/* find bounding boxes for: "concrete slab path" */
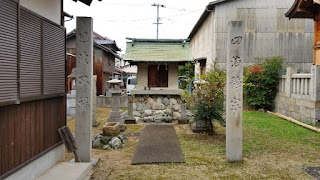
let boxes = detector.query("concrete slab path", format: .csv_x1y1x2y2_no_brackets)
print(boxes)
132,124,185,164
36,162,92,180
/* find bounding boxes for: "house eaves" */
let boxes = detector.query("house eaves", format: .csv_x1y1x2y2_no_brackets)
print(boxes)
93,42,121,59
67,29,121,51
285,0,319,19
188,0,228,39
73,0,93,6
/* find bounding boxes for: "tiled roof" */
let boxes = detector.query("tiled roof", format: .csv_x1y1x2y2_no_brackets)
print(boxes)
67,29,121,51
124,39,193,62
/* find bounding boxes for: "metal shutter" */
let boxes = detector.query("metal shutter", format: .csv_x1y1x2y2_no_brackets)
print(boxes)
43,21,65,95
0,0,18,103
20,9,42,98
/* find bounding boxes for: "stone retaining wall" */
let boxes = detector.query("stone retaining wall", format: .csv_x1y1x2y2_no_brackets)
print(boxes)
67,94,128,116
131,95,182,123
274,92,320,125
96,95,128,108
273,66,320,125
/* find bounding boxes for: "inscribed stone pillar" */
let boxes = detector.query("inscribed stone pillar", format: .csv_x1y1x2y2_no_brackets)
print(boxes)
75,17,93,162
178,103,189,124
125,95,136,124
107,79,123,124
226,21,244,162
311,65,320,102
92,75,99,127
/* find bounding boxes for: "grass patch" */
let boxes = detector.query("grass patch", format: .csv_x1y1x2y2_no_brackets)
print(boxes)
243,111,320,154
126,124,144,133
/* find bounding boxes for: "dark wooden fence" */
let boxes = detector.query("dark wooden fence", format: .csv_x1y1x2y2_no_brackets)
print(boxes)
0,97,66,177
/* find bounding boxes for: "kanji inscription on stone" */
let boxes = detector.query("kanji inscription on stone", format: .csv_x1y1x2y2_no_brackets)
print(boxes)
226,21,244,162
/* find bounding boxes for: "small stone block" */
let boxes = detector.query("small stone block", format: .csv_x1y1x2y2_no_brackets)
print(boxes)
103,122,120,136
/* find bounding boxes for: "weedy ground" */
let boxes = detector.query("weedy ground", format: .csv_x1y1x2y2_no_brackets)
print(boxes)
66,109,320,180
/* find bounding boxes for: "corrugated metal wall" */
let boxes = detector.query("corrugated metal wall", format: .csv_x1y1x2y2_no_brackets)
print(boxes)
0,0,18,103
0,2,66,105
191,0,314,73
43,21,66,95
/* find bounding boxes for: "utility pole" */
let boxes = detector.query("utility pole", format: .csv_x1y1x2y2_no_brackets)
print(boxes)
151,3,165,39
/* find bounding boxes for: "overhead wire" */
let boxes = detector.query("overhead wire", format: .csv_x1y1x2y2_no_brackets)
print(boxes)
101,8,203,23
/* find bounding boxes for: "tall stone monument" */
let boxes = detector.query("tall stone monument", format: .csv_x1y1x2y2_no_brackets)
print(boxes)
75,17,93,162
107,79,123,124
124,95,136,124
92,75,100,127
178,103,189,124
226,21,244,162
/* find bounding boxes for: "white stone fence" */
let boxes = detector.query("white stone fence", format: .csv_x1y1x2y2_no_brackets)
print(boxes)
278,66,320,102
274,65,320,125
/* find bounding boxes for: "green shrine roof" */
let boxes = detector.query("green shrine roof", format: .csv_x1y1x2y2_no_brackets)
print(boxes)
124,38,194,63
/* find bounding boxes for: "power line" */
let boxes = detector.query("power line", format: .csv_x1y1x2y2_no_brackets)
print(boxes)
97,8,202,23
151,3,166,39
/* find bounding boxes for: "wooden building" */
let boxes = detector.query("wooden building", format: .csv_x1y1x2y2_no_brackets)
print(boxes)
0,0,97,179
189,0,314,76
285,0,320,65
66,30,121,95
0,0,67,179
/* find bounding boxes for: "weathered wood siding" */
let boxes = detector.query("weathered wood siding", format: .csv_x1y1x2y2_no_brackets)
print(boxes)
0,1,66,178
191,0,314,74
0,96,66,178
66,43,117,95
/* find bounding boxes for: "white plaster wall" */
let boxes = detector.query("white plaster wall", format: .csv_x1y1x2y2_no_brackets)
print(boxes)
20,0,61,25
136,63,179,90
136,63,148,90
189,13,213,77
5,145,65,180
168,63,179,89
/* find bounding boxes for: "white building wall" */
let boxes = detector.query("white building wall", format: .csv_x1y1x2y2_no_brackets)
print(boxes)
20,0,61,25
190,13,213,77
191,0,314,74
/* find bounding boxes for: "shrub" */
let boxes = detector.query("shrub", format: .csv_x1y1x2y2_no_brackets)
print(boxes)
181,67,226,135
244,56,283,110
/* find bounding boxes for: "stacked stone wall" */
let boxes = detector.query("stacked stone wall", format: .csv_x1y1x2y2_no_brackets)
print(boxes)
131,95,182,123
274,92,320,124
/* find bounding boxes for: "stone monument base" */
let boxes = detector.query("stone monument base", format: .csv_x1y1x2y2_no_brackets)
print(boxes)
178,118,189,124
124,118,136,124
108,111,123,124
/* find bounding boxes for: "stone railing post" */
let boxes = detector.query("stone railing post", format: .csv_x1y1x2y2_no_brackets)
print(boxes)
310,65,320,102
285,67,297,97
